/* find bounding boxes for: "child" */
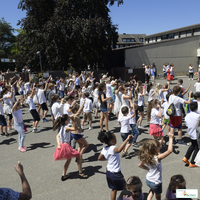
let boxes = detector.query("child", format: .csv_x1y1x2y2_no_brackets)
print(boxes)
53,114,87,181
51,94,64,120
166,174,186,200
98,131,133,200
59,78,65,98
138,133,173,200
146,82,154,102
193,78,200,92
137,86,145,128
92,83,100,119
161,93,171,135
17,78,24,105
81,92,93,130
99,83,112,133
2,87,14,131
12,99,26,152
118,105,135,157
182,101,200,167
118,176,144,200
147,99,164,145
26,84,40,133
129,103,140,147
37,76,51,122
0,97,8,136
70,99,89,162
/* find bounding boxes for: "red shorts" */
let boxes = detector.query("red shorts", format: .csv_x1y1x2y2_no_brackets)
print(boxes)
169,116,182,129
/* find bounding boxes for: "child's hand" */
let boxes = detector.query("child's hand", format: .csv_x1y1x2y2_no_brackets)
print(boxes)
14,161,24,177
57,144,61,149
168,132,174,138
127,135,134,141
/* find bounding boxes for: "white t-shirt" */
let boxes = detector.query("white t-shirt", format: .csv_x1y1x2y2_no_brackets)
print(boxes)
118,115,131,133
194,82,200,92
63,103,72,115
155,89,164,102
26,96,36,110
147,89,154,102
24,82,30,92
150,108,160,124
93,88,99,98
52,102,63,120
169,95,185,116
189,66,194,73
59,125,71,143
3,94,10,105
138,93,144,106
163,91,168,102
37,88,46,104
101,145,121,173
146,156,162,184
129,109,136,124
83,98,93,113
59,83,65,91
196,101,200,114
106,84,112,97
185,111,200,140
12,109,23,124
162,101,170,119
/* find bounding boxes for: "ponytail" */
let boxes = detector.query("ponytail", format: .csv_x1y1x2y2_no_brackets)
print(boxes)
53,114,69,131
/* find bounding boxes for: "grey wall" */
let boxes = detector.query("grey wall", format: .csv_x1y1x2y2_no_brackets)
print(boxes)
125,36,200,74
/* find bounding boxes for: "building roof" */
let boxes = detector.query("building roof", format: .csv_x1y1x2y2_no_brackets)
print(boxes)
117,33,146,44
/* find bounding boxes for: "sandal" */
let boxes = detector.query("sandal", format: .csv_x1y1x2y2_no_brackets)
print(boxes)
78,171,88,179
121,151,128,158
61,174,70,181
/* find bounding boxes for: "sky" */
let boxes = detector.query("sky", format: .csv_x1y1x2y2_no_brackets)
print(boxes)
1,0,200,36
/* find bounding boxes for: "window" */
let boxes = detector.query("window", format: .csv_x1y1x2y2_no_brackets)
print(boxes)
186,30,191,36
174,33,179,39
145,39,148,44
194,28,200,35
161,35,167,40
168,33,174,39
180,31,186,38
122,39,126,42
139,38,143,42
157,36,161,42
130,38,135,42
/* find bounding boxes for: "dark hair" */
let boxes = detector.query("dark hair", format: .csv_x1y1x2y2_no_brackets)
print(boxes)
98,83,106,92
27,91,32,95
147,82,153,93
178,79,183,84
173,86,182,95
126,176,142,188
38,84,43,88
166,93,171,101
66,94,74,101
168,174,185,193
70,103,80,113
51,94,59,102
121,106,129,115
190,101,198,111
53,114,69,131
93,83,99,91
147,99,159,121
85,81,91,88
194,92,200,100
84,92,89,97
1,87,8,95
97,132,114,145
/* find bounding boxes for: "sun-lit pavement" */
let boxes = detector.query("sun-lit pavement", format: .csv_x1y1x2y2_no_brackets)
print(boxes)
0,76,200,200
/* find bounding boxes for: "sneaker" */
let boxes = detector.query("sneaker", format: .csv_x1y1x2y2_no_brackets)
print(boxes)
81,125,84,129
0,133,5,136
173,139,177,144
4,134,10,137
178,140,187,145
18,147,26,152
121,151,128,158
23,146,27,149
44,118,48,122
32,129,40,133
192,79,193,80
132,142,139,147
8,126,11,131
89,126,93,130
182,157,189,165
189,163,198,168
138,126,144,129
42,119,45,123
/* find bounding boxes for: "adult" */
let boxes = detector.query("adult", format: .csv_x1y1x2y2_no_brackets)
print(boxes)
145,65,150,83
198,64,200,77
167,64,174,82
189,63,194,80
150,65,156,84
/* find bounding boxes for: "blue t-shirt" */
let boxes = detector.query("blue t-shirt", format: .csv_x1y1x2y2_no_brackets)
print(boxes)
150,69,155,76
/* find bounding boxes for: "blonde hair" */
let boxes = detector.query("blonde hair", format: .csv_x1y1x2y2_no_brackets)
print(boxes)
155,83,161,96
139,139,160,166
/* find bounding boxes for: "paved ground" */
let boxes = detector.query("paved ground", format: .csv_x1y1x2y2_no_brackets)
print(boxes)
0,76,200,200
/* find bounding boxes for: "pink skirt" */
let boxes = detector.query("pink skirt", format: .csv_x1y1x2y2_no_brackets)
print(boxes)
53,143,80,161
149,124,163,137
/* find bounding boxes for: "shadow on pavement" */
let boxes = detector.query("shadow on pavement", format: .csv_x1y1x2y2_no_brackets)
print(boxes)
26,142,54,151
0,138,17,145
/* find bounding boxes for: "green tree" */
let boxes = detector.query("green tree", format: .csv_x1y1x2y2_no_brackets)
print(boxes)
0,18,16,58
16,0,123,71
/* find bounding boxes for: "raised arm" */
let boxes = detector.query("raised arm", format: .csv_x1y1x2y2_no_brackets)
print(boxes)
12,99,20,112
114,135,133,153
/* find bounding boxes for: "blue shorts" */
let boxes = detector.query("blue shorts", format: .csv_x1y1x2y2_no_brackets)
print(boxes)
120,132,132,144
100,107,108,113
112,95,115,102
59,90,64,98
106,170,126,190
146,179,162,194
19,91,23,95
0,115,7,126
71,133,83,140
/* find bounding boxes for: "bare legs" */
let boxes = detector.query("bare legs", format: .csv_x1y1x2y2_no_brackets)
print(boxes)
100,112,109,132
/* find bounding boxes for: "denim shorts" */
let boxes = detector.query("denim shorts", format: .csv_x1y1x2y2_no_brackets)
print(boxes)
100,107,108,113
19,91,23,95
146,179,162,194
120,132,132,144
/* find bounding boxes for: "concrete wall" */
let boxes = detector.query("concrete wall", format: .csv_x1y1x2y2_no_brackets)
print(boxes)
125,35,200,75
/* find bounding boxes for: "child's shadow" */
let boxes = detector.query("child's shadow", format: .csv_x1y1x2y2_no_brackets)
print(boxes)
68,165,106,179
26,142,54,151
125,149,140,159
0,138,17,145
85,143,103,154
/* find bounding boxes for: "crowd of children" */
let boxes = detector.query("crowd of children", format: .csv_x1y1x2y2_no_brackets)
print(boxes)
0,71,200,200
